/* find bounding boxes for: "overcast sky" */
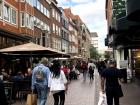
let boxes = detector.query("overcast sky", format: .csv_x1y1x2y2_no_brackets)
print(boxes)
58,0,107,50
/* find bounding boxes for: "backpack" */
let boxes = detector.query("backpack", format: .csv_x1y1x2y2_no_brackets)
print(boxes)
35,67,45,82
89,66,94,73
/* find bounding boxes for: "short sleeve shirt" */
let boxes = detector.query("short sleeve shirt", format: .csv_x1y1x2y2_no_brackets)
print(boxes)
101,67,122,89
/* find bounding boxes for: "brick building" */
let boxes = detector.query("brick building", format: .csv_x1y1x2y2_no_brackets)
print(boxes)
0,0,34,49
0,0,91,59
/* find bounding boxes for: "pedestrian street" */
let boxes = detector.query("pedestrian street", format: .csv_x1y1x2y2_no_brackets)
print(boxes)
13,69,100,105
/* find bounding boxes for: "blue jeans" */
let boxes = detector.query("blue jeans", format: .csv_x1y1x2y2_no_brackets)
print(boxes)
35,84,48,105
83,70,87,80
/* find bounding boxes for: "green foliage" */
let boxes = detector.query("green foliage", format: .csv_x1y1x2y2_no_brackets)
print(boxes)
90,46,99,59
104,51,113,59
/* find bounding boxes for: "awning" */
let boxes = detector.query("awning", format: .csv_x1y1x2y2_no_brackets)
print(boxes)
0,42,70,58
127,0,140,21
116,16,139,32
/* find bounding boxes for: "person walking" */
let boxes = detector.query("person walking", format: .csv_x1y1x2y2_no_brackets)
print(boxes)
98,60,106,76
32,57,50,105
48,60,68,105
101,60,123,105
81,61,88,81
88,60,96,81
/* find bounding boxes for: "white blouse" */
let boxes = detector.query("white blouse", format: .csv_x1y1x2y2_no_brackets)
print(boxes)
48,70,67,92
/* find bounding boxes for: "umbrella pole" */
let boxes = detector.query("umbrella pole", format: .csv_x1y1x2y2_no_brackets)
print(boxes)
30,52,33,69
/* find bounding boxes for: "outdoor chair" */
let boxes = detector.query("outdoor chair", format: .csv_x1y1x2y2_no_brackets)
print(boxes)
17,80,31,101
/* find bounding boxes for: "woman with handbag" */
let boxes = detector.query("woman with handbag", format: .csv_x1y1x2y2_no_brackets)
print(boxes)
101,60,123,105
48,60,68,105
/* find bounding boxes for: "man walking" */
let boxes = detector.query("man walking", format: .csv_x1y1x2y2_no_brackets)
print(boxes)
32,57,50,105
101,60,123,105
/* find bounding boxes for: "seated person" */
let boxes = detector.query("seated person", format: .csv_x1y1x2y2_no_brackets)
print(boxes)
11,71,24,81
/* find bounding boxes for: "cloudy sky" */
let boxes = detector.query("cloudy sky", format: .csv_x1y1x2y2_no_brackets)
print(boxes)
58,0,107,49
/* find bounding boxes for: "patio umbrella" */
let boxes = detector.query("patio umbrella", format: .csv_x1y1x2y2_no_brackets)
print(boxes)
0,42,70,58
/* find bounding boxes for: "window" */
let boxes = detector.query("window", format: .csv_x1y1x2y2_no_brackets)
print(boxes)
21,12,25,27
37,0,40,10
55,12,57,20
58,14,60,22
40,4,43,13
4,4,10,21
58,27,61,36
42,33,46,47
33,0,37,7
56,25,58,35
26,13,29,28
11,8,17,24
44,7,47,15
34,17,37,26
53,23,55,33
26,0,34,6
29,15,34,29
46,8,50,18
52,8,55,17
0,1,2,19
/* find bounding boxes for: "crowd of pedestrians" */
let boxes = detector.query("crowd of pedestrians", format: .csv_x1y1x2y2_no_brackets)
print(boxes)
0,57,124,105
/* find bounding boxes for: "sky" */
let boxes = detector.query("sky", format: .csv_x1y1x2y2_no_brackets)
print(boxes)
58,0,108,50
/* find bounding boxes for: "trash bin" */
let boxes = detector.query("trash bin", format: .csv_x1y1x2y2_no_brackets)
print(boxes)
120,68,127,83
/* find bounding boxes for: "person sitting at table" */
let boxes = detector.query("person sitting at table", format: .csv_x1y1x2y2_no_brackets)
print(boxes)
24,68,32,80
0,79,8,105
11,71,24,81
1,69,9,80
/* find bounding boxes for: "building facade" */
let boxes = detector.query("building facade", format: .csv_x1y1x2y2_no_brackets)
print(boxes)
0,0,92,60
0,0,34,49
50,0,62,51
60,7,69,53
105,0,140,78
64,8,78,57
91,32,98,50
33,0,51,47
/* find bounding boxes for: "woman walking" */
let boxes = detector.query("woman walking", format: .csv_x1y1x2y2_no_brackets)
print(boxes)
48,60,68,105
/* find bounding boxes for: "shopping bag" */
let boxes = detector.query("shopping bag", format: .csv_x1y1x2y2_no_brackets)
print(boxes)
26,93,37,105
117,85,124,97
98,92,107,105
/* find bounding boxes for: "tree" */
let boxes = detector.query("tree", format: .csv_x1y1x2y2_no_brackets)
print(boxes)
90,46,99,59
104,51,113,59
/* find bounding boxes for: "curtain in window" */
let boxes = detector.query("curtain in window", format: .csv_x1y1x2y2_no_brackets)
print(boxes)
4,5,10,21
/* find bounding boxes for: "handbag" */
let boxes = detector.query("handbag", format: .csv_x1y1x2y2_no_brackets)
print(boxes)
98,92,107,105
117,85,124,97
26,93,37,105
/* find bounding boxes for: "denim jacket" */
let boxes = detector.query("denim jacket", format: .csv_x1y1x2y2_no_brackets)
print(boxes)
32,64,50,90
